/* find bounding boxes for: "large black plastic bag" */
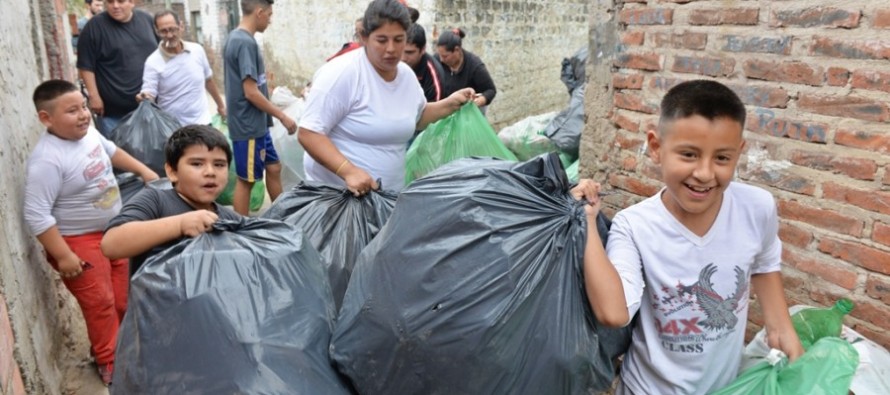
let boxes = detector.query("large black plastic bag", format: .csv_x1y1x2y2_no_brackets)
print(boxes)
261,182,398,310
113,218,352,395
108,101,181,176
331,153,630,395
560,46,589,94
544,83,586,159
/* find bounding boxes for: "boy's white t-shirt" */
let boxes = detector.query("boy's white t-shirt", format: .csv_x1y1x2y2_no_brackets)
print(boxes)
299,49,426,192
607,182,782,394
24,127,120,236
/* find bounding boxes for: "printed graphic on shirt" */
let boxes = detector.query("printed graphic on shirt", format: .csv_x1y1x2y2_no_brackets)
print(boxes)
651,263,748,354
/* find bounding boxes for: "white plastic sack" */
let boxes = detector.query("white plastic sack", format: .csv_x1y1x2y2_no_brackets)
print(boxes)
743,305,890,395
498,112,558,161
269,87,306,190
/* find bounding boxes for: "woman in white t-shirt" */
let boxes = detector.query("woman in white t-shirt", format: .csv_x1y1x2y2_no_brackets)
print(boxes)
298,0,474,195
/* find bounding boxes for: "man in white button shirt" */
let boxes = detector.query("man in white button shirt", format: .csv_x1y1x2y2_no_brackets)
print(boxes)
138,10,225,125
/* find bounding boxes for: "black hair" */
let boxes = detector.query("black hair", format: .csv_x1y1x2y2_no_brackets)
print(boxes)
361,0,411,38
241,0,273,15
407,6,419,23
658,80,746,134
436,27,465,51
165,125,232,170
154,9,180,26
32,79,79,112
406,23,426,48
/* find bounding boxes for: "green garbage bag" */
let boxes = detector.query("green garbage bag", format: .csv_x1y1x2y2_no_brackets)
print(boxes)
710,337,858,395
405,103,517,184
565,160,579,183
211,115,266,212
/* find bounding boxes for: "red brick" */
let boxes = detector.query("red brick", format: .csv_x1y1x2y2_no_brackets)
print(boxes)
852,324,890,351
826,67,850,86
835,129,890,155
866,274,890,304
652,31,707,50
689,8,759,25
614,92,658,114
614,132,645,150
782,248,859,290
611,112,640,132
851,69,890,93
607,173,661,198
818,236,890,275
622,156,638,171
810,36,890,60
885,167,890,185
823,182,890,216
798,94,890,123
614,52,663,71
671,55,734,77
770,8,860,28
779,222,814,248
620,9,673,25
849,299,890,329
778,199,865,237
648,76,684,92
746,170,816,196
723,35,793,55
874,9,890,29
876,222,890,247
747,110,828,143
790,150,877,181
620,31,645,46
726,84,789,108
743,59,823,86
613,73,644,90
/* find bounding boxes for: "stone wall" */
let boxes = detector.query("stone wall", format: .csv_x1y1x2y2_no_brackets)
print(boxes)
585,0,890,347
0,0,76,393
261,0,589,129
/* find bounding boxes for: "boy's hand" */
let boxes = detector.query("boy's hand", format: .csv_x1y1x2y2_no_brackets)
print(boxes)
570,179,602,217
58,253,84,279
767,327,805,362
179,210,219,237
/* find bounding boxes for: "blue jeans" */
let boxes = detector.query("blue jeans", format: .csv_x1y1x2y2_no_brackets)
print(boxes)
96,115,122,138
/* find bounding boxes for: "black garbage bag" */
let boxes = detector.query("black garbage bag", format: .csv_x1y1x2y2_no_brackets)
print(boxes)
331,153,631,395
115,173,173,204
113,218,353,395
544,83,586,159
560,46,589,94
261,182,398,310
108,101,181,176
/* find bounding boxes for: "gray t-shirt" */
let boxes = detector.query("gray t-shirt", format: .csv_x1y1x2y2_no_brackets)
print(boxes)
223,28,272,141
105,188,240,277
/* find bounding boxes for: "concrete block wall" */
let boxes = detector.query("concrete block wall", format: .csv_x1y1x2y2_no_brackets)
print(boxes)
584,0,890,347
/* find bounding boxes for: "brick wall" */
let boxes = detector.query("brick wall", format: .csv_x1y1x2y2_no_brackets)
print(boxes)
584,0,890,348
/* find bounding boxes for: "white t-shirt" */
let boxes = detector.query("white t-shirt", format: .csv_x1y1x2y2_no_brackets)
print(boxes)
142,41,212,125
24,128,120,236
607,182,782,394
299,49,426,192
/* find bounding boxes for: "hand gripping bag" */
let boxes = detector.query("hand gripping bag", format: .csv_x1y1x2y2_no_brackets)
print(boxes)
112,218,353,395
405,103,517,184
261,182,397,310
332,153,631,395
108,101,181,176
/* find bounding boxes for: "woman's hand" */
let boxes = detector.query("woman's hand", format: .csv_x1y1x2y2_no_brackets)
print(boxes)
341,163,379,197
570,179,602,218
449,87,476,109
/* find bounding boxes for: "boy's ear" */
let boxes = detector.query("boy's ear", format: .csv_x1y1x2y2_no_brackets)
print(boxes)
37,110,53,128
646,129,661,164
164,163,176,183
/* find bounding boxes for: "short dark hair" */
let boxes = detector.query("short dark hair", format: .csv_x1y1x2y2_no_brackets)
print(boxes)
436,28,465,51
32,80,79,112
154,9,180,26
361,0,411,38
241,0,273,15
407,6,419,23
658,80,746,134
165,125,232,170
406,23,426,48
